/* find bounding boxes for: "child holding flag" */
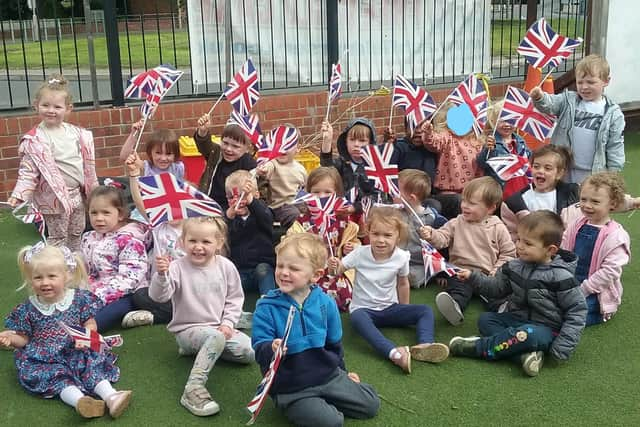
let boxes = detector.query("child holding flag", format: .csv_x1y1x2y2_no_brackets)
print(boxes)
252,233,380,426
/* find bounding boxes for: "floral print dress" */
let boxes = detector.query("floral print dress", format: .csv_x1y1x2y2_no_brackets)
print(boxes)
4,289,120,397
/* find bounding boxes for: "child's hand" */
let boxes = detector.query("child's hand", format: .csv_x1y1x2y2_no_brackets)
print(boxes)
156,255,170,274
125,152,143,176
383,127,396,143
456,269,472,281
321,120,334,147
347,372,361,383
226,206,237,219
241,179,256,201
632,197,640,210
327,257,340,271
485,135,496,150
217,325,234,340
255,164,268,177
6,197,21,208
418,225,432,240
131,119,144,134
0,331,16,349
197,113,211,137
602,312,614,322
420,120,433,135
530,87,544,101
342,242,354,256
271,338,287,354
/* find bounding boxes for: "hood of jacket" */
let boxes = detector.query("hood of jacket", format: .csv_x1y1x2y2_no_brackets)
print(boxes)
336,118,378,163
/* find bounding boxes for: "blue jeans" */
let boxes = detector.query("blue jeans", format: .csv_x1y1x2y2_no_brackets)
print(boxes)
95,294,135,333
476,312,555,360
585,294,603,326
239,263,276,296
350,304,435,358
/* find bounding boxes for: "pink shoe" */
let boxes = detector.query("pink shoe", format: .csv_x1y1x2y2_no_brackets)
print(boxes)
106,390,132,418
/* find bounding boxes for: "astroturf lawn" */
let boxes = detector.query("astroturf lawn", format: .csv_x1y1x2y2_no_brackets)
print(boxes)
2,136,640,426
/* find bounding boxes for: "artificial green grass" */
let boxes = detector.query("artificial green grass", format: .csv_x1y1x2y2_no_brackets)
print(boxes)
2,138,640,426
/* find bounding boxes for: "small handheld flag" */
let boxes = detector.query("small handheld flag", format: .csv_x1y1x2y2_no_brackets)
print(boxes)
517,17,583,70
59,322,123,353
229,110,264,147
421,239,458,285
246,306,296,425
499,86,555,141
447,73,489,136
225,59,260,116
256,126,299,165
360,143,400,197
486,155,530,182
392,74,437,132
12,201,46,242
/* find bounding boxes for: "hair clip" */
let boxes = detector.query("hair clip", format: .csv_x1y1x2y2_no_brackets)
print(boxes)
24,242,77,272
103,178,124,189
48,78,61,85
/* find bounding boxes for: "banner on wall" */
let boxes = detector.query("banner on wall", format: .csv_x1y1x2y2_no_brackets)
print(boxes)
187,0,491,92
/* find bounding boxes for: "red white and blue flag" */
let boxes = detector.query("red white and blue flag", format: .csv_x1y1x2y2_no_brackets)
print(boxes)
139,78,164,119
392,74,437,132
360,143,400,197
12,201,46,242
59,322,123,353
256,126,299,165
228,110,264,147
517,17,583,69
421,239,457,284
124,64,183,99
138,172,223,227
500,86,556,141
293,191,349,235
447,73,489,135
225,59,260,116
328,63,342,102
246,305,296,425
486,155,531,182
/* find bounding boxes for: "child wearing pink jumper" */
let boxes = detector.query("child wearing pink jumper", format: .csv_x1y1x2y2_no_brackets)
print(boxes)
149,216,254,417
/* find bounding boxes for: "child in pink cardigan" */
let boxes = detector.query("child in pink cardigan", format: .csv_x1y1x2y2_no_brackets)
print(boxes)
561,172,631,326
421,102,483,218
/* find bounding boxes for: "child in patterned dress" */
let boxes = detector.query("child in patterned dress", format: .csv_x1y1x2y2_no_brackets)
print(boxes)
0,243,131,418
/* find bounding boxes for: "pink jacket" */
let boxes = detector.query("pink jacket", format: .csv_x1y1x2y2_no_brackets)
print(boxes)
423,130,483,193
428,215,516,274
11,124,98,214
562,214,630,314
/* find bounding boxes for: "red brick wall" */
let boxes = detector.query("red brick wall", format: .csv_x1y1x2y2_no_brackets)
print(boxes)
0,81,518,201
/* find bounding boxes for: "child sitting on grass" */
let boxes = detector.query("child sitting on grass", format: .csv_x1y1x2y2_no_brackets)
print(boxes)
419,177,516,325
0,244,131,418
561,172,631,326
149,217,254,417
329,207,449,374
451,211,587,377
252,233,380,426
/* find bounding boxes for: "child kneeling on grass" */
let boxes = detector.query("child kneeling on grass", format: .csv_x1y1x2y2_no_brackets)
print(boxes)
450,211,587,377
252,233,380,427
149,217,255,417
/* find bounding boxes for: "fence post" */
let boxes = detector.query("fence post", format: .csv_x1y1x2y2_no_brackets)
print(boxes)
326,0,338,78
104,0,124,106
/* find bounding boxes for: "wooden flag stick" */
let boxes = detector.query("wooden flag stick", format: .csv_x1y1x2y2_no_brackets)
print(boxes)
207,92,225,116
133,115,149,152
535,69,554,89
400,195,425,227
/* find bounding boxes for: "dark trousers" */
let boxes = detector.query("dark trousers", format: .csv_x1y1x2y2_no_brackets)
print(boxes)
585,294,603,326
239,263,276,296
444,275,474,311
132,287,172,324
432,193,461,219
350,303,435,358
475,312,555,360
274,368,380,427
95,295,135,333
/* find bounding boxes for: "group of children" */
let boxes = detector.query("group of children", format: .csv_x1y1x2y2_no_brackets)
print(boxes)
0,53,634,425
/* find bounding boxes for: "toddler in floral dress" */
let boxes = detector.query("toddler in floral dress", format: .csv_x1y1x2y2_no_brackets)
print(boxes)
81,185,149,332
0,243,131,418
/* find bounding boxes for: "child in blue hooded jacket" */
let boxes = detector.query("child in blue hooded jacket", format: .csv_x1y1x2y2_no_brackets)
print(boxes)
252,233,379,427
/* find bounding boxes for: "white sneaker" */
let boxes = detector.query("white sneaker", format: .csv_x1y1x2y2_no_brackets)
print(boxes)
236,311,253,330
121,310,154,328
181,385,220,416
435,292,464,326
521,351,544,377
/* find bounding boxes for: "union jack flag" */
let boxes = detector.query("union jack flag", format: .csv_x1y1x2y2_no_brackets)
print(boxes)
500,86,556,141
517,17,583,69
228,109,263,147
59,322,123,353
360,143,400,197
328,63,342,102
446,73,489,135
246,306,296,425
421,239,457,284
256,126,299,165
138,173,223,227
486,155,531,182
361,196,372,221
124,64,184,99
346,187,358,205
12,202,46,242
139,78,164,119
224,59,260,115
294,191,349,235
392,74,437,132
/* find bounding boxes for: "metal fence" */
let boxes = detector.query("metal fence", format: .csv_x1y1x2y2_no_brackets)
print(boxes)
0,0,589,111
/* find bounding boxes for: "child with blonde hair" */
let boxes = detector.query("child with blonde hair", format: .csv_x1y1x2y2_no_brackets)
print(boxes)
149,217,254,417
420,177,516,325
531,54,625,183
329,207,449,374
0,243,131,418
252,233,380,426
7,74,99,250
561,172,631,325
421,102,484,218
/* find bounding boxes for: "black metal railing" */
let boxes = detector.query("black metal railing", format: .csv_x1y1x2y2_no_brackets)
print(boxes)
0,0,589,111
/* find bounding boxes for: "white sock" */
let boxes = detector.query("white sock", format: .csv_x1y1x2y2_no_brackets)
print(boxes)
60,385,84,408
389,348,401,360
93,380,117,401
